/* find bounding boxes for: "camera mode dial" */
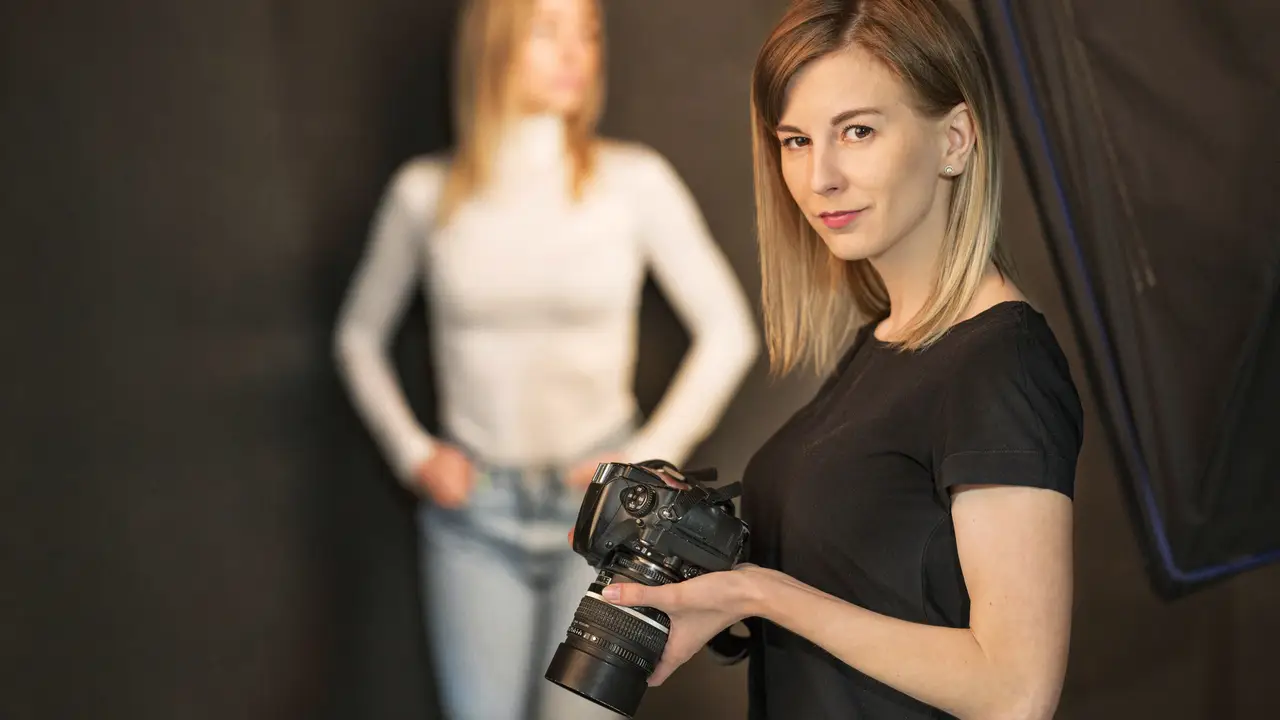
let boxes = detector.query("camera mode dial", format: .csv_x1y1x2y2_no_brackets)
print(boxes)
620,485,657,517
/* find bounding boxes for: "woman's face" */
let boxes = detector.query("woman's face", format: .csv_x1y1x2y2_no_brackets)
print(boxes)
775,44,964,264
516,0,600,117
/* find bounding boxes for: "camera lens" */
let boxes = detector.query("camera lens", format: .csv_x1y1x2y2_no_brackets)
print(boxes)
544,553,679,717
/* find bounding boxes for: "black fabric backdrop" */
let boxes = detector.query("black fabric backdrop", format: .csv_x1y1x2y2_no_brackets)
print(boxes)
2,1,460,716
974,0,1280,598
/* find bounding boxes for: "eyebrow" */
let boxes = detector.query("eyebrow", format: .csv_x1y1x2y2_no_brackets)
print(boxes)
776,107,884,135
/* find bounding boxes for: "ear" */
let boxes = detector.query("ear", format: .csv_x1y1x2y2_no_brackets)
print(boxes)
939,102,975,177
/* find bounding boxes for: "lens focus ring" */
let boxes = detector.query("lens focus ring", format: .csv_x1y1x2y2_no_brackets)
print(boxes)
576,595,667,657
567,621,655,674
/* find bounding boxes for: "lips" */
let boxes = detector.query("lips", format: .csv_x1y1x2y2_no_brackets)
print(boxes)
819,209,863,230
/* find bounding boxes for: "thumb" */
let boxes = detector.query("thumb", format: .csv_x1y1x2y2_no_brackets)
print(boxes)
601,581,651,607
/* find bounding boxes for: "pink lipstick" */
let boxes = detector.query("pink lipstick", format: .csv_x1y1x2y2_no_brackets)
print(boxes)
819,210,862,229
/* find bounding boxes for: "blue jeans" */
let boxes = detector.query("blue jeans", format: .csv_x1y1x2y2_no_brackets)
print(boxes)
418,438,629,720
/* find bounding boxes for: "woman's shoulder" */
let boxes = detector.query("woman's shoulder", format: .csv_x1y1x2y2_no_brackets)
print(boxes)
932,302,1085,490
385,153,452,215
938,300,1055,356
937,301,1079,402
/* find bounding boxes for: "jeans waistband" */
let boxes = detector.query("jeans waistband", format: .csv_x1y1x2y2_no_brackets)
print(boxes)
424,418,637,555
454,416,638,478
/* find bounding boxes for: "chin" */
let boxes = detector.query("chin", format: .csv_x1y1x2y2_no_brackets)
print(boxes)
814,227,883,262
544,93,585,117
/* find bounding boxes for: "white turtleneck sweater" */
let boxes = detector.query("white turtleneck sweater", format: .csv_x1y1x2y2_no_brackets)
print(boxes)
333,116,759,483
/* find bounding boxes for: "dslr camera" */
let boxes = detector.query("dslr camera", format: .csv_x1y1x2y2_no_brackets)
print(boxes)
544,459,750,717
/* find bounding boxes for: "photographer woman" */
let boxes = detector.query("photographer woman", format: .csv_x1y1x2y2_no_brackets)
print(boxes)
332,0,758,717
599,1,1084,718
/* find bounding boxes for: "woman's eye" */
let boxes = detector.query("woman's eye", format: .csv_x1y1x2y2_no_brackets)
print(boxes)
843,125,873,141
843,125,874,141
780,136,810,150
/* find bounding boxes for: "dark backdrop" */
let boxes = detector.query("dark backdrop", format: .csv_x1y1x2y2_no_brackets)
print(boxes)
3,1,1278,719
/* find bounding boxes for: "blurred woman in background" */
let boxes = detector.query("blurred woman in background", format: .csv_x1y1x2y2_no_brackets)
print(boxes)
600,1,1083,718
332,0,758,717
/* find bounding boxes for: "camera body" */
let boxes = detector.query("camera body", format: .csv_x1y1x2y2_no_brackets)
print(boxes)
572,460,749,580
544,460,750,718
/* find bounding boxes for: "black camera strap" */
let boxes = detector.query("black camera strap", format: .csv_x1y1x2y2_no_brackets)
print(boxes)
707,623,751,665
636,459,742,502
708,480,742,502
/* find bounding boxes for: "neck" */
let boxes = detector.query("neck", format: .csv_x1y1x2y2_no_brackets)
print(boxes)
869,186,952,339
498,112,567,166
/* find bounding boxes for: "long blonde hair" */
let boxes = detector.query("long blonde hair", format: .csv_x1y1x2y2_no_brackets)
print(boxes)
751,0,1008,374
439,0,605,224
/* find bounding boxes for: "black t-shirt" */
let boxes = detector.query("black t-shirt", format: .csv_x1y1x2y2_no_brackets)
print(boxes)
741,301,1083,719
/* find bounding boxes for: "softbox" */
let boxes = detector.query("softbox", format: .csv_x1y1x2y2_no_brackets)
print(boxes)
973,0,1280,598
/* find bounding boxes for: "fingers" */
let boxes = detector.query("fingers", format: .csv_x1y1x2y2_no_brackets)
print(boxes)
647,647,693,687
420,462,473,509
653,468,691,490
443,477,470,509
565,467,593,490
647,662,674,687
562,459,598,490
433,481,467,509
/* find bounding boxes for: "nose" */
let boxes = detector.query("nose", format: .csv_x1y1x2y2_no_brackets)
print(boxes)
809,144,846,197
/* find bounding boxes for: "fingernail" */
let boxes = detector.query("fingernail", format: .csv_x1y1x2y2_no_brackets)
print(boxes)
602,585,620,601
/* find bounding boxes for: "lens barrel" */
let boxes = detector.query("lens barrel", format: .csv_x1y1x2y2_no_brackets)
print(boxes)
544,554,678,717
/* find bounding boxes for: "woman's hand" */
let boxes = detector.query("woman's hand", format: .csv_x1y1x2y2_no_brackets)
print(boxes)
601,565,766,686
412,443,474,508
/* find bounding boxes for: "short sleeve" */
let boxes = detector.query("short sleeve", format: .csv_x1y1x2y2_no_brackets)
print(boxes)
933,319,1084,504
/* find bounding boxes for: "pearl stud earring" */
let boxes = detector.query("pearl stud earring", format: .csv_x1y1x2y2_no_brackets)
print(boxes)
944,165,955,175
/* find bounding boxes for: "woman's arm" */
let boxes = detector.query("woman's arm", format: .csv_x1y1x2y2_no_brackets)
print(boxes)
606,310,1080,717
620,150,760,466
749,485,1072,720
603,485,1072,720
333,160,441,484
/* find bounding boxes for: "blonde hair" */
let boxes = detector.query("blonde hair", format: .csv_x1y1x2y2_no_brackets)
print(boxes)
439,0,605,224
751,0,1009,374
